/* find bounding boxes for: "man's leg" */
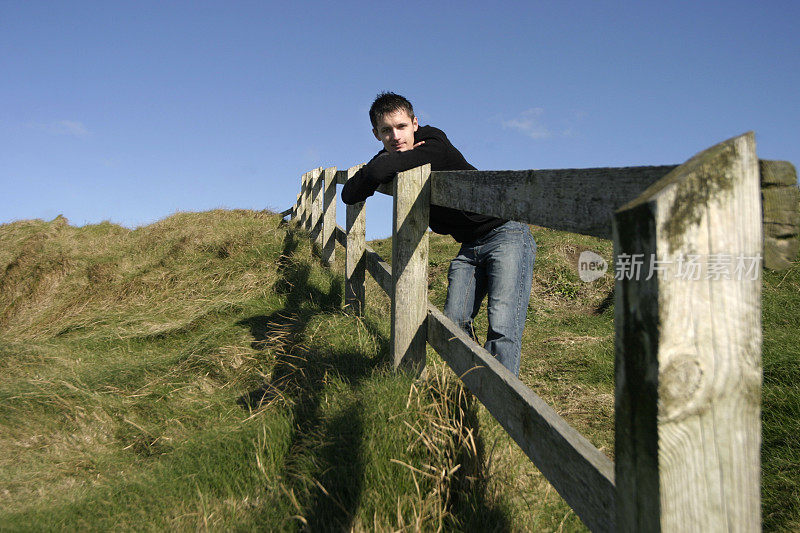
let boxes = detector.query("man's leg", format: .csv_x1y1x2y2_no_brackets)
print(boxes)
444,243,486,342
482,222,535,376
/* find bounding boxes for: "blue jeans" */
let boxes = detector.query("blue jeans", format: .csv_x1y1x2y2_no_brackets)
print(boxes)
443,221,535,377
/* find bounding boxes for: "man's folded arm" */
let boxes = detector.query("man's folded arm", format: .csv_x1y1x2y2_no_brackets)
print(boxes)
364,137,447,182
341,167,377,204
341,137,447,205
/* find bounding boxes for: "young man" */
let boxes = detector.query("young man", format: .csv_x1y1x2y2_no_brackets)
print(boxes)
341,92,535,377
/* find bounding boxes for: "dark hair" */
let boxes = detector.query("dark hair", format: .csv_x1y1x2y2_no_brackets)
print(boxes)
369,92,415,128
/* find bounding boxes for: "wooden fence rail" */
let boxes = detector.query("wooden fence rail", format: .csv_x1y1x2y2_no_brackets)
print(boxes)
427,304,616,531
282,132,798,531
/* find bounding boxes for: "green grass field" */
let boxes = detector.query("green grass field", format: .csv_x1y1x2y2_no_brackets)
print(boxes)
0,210,797,531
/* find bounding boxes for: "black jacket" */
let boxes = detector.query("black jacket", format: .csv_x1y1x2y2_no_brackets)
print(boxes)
341,125,506,243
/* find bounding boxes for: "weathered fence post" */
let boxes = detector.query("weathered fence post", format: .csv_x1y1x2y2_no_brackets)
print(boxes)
298,171,309,229
292,192,300,222
322,167,337,265
309,167,323,240
391,164,431,372
295,174,303,225
303,170,310,231
345,165,366,315
613,132,762,531
760,160,799,269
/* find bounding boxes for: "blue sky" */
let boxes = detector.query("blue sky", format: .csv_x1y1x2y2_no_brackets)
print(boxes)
2,1,798,240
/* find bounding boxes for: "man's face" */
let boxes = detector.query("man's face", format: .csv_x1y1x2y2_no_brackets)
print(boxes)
372,109,419,153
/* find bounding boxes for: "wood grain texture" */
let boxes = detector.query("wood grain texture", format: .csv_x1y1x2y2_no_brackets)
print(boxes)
427,304,615,533
334,224,347,248
760,159,798,186
292,193,300,222
760,160,799,269
360,162,795,268
310,167,324,244
327,158,796,267
764,235,799,271
365,245,392,295
390,164,430,372
305,170,315,232
322,167,337,265
762,187,800,231
613,132,762,532
430,166,677,238
305,170,314,232
297,172,308,229
345,166,366,314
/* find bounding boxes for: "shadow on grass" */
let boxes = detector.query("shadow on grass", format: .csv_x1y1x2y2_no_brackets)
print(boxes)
236,227,384,530
593,287,614,315
430,382,513,532
237,226,510,530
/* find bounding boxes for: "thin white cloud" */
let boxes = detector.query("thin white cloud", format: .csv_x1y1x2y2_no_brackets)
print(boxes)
501,108,585,140
30,120,90,137
502,107,551,139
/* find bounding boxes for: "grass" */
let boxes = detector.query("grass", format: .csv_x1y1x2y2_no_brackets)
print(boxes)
0,211,502,531
761,263,800,531
0,209,797,531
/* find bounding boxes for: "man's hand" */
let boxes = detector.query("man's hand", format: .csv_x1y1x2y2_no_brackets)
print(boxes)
413,140,425,149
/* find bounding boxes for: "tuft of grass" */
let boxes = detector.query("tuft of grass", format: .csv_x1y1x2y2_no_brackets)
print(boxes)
761,261,800,532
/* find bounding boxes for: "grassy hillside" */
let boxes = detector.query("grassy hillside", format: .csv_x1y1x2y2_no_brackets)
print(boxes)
0,210,797,531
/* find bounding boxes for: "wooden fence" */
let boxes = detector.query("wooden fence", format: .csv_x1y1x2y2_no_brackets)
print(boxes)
280,132,798,531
